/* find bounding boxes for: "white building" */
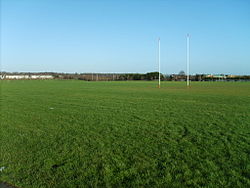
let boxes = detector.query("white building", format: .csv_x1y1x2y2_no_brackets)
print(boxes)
5,75,30,79
2,74,54,80
30,75,53,79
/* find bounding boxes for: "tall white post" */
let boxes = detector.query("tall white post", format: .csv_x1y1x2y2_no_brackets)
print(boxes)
158,38,161,88
187,34,190,86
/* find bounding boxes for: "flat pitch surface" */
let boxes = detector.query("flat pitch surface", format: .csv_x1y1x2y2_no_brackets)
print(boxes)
1,80,250,187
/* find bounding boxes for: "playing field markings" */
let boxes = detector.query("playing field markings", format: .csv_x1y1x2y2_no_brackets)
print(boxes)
0,167,5,172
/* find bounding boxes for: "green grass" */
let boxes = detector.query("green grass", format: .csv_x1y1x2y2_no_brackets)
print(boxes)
1,80,250,187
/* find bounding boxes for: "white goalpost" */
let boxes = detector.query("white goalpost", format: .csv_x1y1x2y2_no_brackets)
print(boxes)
187,34,190,86
158,37,161,88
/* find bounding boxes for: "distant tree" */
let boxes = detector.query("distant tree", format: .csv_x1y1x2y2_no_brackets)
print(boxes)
145,72,164,80
132,74,142,80
195,74,204,81
53,74,59,79
179,70,185,75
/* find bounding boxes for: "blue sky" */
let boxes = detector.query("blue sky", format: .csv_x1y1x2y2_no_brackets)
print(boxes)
1,0,250,74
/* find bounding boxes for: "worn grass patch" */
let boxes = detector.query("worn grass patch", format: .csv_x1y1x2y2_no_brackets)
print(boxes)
1,80,250,187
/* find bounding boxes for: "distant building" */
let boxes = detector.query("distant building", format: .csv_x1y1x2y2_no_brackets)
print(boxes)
30,75,53,79
227,75,237,78
205,74,226,79
1,74,54,80
5,75,30,79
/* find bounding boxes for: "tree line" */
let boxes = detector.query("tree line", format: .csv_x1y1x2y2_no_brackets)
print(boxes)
1,71,250,81
55,72,250,81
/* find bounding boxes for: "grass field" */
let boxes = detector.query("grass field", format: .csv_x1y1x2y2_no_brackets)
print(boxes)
1,80,250,187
